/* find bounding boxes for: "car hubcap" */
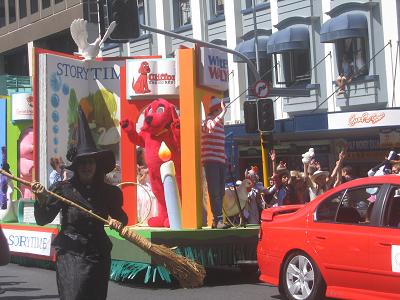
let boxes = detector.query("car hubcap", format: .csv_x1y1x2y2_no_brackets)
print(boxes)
286,255,314,300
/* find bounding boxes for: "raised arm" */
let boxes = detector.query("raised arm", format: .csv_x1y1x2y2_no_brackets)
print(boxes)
269,149,277,174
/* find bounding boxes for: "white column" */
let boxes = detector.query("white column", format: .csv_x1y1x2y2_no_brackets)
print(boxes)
269,0,287,119
381,0,400,107
191,0,208,41
27,41,34,77
225,0,246,123
155,1,172,58
321,0,335,112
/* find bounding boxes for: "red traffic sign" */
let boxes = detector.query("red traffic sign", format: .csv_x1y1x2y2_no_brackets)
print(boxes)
253,80,270,98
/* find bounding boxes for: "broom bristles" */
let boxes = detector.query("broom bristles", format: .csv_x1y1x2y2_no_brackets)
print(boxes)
120,226,206,288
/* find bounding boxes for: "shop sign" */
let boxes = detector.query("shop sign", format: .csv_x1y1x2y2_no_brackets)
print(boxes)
2,228,53,256
126,58,178,98
11,93,33,121
345,138,380,152
379,128,400,148
198,47,229,92
328,109,400,130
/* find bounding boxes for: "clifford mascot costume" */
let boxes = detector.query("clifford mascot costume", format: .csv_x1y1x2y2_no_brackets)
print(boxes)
121,98,181,227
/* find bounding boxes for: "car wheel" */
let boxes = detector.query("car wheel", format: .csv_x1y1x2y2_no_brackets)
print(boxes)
280,251,325,300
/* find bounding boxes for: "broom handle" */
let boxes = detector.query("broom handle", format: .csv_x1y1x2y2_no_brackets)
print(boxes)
0,168,108,224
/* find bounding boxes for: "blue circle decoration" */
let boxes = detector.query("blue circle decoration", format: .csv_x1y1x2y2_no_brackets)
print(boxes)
62,83,70,95
52,111,60,122
53,137,59,145
51,94,60,108
52,125,59,134
50,73,62,92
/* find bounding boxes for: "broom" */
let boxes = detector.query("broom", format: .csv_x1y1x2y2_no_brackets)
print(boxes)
0,168,206,288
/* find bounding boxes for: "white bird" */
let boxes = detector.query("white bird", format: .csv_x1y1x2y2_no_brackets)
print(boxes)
70,19,117,61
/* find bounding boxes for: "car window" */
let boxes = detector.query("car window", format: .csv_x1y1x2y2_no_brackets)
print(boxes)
383,186,400,228
315,191,344,222
315,185,381,225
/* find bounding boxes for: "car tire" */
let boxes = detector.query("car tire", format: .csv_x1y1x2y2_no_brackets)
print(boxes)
280,251,326,300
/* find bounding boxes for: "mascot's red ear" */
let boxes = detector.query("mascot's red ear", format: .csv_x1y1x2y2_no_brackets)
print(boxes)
138,62,144,73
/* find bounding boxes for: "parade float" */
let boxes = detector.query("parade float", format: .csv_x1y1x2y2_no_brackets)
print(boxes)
0,27,259,285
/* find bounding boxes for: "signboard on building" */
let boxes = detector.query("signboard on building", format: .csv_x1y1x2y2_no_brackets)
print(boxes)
126,58,178,98
198,47,229,92
11,93,33,121
3,228,54,256
328,109,400,130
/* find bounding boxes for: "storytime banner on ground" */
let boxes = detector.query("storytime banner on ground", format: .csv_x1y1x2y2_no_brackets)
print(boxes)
37,52,123,186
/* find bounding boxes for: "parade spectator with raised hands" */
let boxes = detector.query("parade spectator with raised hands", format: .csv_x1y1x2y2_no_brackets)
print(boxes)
268,150,293,206
303,149,345,200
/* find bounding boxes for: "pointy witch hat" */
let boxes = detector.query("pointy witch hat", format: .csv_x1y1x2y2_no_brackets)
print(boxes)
66,106,115,173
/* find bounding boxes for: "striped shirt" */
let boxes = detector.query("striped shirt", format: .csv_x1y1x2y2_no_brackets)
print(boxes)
201,115,226,164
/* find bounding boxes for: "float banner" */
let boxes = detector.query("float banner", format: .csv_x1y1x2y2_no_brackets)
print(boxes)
3,228,53,256
328,109,400,130
126,58,178,98
198,47,229,92
11,93,33,121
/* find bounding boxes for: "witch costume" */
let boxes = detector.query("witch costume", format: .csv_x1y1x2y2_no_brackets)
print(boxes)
34,107,128,300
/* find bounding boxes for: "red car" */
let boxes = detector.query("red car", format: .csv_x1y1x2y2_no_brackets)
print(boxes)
257,175,400,300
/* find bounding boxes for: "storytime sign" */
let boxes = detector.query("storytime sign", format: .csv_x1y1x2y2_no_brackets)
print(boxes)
3,228,54,256
37,51,123,186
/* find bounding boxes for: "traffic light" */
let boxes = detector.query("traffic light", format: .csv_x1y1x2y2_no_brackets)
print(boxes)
101,0,140,42
257,98,275,132
244,100,258,133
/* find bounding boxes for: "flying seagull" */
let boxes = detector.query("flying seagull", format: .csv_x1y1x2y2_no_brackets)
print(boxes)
70,19,117,61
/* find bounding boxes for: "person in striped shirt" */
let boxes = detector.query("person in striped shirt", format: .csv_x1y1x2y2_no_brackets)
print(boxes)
202,97,229,229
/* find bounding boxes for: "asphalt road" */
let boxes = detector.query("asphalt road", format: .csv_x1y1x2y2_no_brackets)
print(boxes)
0,263,282,300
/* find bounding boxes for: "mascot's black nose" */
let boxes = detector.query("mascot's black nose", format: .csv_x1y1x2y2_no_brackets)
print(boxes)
145,116,153,124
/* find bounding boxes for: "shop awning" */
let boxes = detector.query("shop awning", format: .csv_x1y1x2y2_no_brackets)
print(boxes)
320,12,368,43
267,25,310,54
233,36,269,62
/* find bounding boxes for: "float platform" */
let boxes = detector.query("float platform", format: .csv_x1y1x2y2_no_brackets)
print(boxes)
1,223,259,285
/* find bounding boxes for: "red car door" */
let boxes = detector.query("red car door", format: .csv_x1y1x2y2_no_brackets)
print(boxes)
368,186,400,296
308,186,380,292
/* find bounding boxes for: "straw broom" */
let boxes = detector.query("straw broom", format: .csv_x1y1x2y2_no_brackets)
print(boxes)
0,168,206,288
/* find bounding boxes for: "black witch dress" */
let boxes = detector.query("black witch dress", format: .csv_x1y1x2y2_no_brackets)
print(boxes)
34,177,128,300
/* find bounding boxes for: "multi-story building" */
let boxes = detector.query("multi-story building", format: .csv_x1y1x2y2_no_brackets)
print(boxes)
0,0,101,76
1,0,399,178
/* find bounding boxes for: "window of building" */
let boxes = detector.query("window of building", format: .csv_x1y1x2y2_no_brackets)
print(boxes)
19,0,26,18
247,57,273,96
54,0,63,4
8,0,15,23
0,0,5,27
174,0,191,29
335,37,368,79
273,50,310,87
212,0,224,17
138,0,145,34
30,0,38,14
84,0,98,24
42,0,50,10
245,0,267,9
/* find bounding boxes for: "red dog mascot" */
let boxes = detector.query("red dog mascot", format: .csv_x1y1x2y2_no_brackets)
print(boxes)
133,61,151,94
121,98,181,227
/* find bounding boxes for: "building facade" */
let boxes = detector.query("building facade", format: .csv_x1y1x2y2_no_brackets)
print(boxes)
0,0,399,178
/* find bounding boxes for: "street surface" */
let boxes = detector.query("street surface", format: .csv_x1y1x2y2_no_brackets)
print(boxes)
0,263,281,300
